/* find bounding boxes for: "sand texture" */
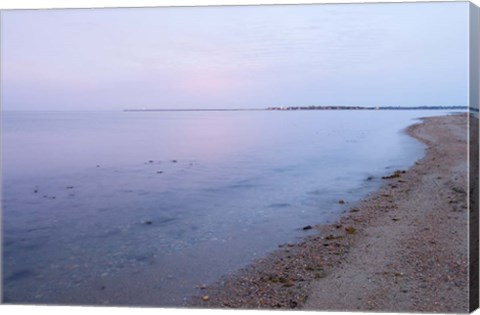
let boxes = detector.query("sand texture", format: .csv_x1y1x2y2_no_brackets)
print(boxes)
190,114,471,313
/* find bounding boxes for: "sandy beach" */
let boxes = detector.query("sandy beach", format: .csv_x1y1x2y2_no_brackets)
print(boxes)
190,113,473,313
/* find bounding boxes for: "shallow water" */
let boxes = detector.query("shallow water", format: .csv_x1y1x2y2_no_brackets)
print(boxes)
1,110,454,305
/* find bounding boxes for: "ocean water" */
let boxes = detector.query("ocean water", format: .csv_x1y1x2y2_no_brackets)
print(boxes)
1,110,453,305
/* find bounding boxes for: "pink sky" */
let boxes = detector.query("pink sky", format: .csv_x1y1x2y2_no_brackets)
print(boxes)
1,2,470,110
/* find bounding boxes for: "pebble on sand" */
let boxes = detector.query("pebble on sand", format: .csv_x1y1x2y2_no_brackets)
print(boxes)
345,226,356,234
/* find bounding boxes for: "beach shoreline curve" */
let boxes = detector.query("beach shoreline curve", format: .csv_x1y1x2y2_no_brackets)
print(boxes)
188,113,471,313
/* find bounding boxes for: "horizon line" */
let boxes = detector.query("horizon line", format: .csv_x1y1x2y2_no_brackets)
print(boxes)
124,105,469,112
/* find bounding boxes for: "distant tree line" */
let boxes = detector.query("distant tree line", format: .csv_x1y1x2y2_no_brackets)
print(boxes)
266,105,469,111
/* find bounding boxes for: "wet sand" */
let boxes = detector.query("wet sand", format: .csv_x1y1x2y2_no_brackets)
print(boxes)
189,113,472,313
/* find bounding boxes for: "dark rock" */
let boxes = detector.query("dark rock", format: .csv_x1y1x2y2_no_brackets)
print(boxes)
302,225,312,230
325,234,344,240
172,160,178,163
338,199,346,204
143,221,153,225
345,226,356,234
382,170,405,179
314,272,324,279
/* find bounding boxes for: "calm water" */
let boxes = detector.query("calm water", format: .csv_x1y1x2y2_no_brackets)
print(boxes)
2,110,452,305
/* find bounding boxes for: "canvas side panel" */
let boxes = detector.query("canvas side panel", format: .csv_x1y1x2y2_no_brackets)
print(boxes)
469,1,480,313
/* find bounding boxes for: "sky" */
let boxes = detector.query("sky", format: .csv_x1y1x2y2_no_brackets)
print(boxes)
0,2,470,110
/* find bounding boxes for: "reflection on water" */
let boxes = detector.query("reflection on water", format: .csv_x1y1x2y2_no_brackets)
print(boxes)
2,110,451,305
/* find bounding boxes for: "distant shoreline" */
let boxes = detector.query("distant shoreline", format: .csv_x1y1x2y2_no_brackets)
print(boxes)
266,106,468,111
124,106,469,112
